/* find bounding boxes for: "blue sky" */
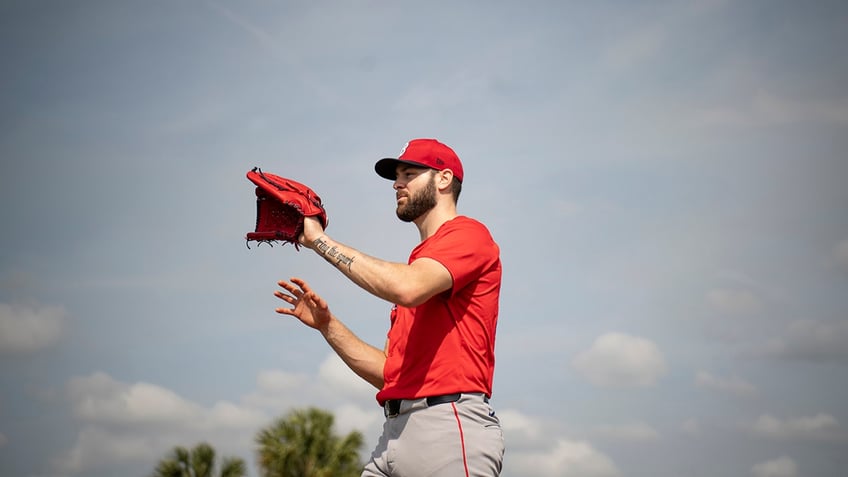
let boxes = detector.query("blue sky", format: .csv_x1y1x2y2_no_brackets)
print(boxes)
1,1,847,476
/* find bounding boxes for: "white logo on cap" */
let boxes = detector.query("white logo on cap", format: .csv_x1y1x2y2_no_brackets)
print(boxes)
398,142,409,157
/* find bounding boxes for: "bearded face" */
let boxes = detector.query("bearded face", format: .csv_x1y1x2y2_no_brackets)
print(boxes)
396,171,437,222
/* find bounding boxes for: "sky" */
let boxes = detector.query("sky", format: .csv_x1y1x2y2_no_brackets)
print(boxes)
1,1,847,476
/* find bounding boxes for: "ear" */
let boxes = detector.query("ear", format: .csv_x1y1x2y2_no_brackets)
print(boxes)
435,169,454,191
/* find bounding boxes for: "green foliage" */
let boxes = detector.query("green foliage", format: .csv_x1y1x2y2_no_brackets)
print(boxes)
255,407,364,477
152,442,246,477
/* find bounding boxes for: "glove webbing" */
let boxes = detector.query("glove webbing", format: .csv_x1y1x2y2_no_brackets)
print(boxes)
252,167,323,215
248,195,302,250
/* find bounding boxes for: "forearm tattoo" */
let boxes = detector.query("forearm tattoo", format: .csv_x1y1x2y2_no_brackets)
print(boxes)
313,237,355,271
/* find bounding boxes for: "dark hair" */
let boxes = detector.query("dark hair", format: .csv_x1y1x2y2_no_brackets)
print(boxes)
424,168,462,204
451,177,462,204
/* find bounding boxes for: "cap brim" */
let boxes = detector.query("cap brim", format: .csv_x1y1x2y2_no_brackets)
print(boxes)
374,158,432,180
374,158,399,180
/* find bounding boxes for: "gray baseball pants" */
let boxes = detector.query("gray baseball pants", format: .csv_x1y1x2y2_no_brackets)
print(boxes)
361,393,504,477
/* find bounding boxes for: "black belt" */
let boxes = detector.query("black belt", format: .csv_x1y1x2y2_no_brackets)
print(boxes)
384,393,488,418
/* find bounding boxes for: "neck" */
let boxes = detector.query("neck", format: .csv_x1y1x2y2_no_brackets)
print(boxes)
414,202,458,242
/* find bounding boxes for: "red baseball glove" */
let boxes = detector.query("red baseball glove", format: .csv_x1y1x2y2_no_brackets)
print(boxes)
245,167,328,249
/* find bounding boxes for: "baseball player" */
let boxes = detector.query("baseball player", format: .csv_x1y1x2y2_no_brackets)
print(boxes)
275,138,504,476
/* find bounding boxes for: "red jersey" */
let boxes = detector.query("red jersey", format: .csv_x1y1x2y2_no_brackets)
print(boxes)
376,216,502,404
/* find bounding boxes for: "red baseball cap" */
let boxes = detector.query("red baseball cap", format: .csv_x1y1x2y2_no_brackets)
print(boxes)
375,138,464,183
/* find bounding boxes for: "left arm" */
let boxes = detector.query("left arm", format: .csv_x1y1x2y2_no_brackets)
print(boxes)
275,278,386,389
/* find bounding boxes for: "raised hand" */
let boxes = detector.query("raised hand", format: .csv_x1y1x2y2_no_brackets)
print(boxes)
274,277,332,331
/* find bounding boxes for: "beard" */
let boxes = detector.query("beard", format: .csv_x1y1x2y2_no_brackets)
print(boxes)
396,176,437,222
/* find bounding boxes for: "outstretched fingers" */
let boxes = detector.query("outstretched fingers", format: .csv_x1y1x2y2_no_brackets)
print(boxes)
277,278,305,296
306,290,328,310
290,277,312,294
274,291,294,314
274,279,299,315
272,281,331,331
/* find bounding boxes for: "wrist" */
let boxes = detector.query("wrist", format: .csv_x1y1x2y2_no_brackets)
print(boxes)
310,235,330,253
317,315,335,336
312,236,355,272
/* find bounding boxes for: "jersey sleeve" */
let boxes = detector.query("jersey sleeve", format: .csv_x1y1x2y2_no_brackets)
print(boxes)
416,218,499,294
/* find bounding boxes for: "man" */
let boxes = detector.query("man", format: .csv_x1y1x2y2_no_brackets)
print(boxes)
274,138,504,476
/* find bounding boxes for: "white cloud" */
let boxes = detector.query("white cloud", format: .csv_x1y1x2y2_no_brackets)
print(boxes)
53,426,157,475
507,439,620,477
751,456,799,477
318,353,377,397
256,368,310,392
332,402,381,439
242,356,379,420
57,372,270,474
695,371,758,398
707,289,763,315
205,401,269,432
243,360,382,435
67,373,204,425
0,302,65,354
243,368,313,412
593,421,660,442
54,354,383,475
497,408,543,442
572,333,667,387
751,413,841,440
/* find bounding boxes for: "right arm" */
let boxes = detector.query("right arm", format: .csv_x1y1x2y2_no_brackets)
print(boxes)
275,277,386,389
300,218,453,307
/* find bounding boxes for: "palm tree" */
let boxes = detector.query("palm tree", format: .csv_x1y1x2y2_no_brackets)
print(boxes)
152,442,247,477
255,407,364,477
